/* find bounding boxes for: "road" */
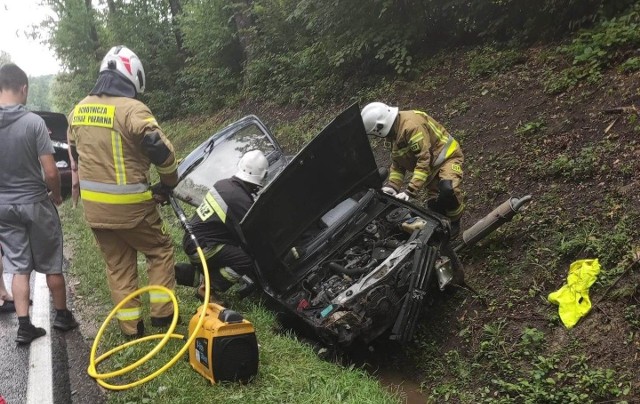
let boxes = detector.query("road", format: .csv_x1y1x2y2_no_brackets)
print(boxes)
0,272,105,404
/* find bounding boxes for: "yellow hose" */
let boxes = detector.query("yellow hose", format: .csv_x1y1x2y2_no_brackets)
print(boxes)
87,246,211,390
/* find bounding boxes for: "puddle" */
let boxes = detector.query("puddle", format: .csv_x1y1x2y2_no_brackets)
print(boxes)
376,370,427,403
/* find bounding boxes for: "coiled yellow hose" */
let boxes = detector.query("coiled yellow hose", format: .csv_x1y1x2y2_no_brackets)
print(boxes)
87,236,211,390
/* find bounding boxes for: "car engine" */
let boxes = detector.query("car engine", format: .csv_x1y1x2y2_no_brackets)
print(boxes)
284,205,431,344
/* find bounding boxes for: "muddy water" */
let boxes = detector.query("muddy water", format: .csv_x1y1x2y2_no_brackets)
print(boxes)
274,310,430,403
376,370,428,403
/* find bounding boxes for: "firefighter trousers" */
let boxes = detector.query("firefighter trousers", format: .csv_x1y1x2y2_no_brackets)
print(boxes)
92,213,176,335
426,154,465,221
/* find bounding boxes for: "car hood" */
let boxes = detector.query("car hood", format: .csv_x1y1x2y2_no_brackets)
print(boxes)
241,104,382,293
35,111,68,143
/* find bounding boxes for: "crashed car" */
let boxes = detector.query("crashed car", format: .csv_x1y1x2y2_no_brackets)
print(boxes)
36,111,72,190
174,104,529,346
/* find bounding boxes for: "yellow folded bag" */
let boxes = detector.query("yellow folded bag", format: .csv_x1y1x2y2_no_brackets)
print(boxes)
548,259,601,329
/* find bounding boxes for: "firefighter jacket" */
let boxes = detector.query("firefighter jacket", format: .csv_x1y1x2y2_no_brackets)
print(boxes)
386,111,463,197
182,177,254,258
67,95,178,229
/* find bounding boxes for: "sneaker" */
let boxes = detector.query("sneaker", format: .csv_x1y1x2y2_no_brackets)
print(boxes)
53,310,79,332
16,324,46,344
0,300,15,313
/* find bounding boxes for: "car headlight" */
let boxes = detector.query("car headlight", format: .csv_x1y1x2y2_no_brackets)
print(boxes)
56,160,69,168
51,140,69,150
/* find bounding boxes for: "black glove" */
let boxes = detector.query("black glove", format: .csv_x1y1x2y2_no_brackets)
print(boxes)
150,182,174,205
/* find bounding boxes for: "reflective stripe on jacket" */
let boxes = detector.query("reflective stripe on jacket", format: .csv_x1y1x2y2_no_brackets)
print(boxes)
387,110,462,196
67,95,177,229
183,177,254,255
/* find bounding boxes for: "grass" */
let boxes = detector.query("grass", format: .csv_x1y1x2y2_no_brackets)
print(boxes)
59,13,640,401
60,202,399,403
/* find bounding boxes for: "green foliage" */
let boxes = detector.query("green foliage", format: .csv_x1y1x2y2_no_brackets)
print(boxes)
468,46,525,78
0,50,11,65
515,119,546,136
59,202,399,404
41,0,639,111
26,74,54,111
545,3,640,93
489,355,628,403
557,217,632,270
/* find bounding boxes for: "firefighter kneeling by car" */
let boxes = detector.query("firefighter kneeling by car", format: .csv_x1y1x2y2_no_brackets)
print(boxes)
361,102,465,238
174,150,269,302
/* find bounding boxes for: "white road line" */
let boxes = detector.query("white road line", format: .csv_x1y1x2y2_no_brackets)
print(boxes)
26,272,53,404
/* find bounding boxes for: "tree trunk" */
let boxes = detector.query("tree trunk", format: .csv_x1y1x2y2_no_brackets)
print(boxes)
231,0,255,87
84,0,102,62
167,0,185,56
106,0,116,14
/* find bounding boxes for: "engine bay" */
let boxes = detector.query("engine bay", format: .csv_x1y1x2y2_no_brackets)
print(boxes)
283,202,434,342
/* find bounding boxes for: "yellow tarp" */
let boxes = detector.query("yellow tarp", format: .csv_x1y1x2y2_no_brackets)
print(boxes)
548,259,601,329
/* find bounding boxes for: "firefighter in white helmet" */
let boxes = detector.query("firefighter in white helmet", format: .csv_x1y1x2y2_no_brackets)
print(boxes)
361,102,465,237
175,150,269,301
67,46,178,338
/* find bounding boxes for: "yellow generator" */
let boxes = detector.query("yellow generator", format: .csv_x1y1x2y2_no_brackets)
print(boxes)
188,303,259,384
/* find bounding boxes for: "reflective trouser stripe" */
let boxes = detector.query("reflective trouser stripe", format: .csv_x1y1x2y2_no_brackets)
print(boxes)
220,267,241,283
413,169,429,181
447,202,465,218
81,189,153,204
111,131,127,184
149,290,172,303
188,244,224,263
389,170,404,182
116,307,142,321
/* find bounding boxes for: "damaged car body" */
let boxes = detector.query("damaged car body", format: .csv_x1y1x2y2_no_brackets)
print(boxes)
174,104,530,347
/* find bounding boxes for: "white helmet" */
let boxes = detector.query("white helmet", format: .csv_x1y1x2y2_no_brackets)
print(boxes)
361,102,399,138
235,150,269,187
99,46,146,94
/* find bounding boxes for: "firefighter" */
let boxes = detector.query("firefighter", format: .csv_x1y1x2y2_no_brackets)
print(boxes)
361,102,465,237
67,46,178,338
174,150,268,301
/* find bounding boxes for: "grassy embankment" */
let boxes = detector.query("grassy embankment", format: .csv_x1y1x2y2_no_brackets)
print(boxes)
63,5,640,403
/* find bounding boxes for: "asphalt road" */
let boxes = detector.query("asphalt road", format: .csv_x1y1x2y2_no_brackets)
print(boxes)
0,272,105,404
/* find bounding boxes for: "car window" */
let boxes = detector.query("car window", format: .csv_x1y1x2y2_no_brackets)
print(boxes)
173,123,277,205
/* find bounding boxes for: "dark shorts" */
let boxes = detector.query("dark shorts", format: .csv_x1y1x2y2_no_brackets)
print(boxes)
0,199,63,275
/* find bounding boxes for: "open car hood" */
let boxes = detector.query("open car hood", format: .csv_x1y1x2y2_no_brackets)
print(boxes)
241,104,383,293
35,111,68,144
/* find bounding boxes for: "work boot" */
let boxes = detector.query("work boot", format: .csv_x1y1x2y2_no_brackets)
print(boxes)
53,309,79,332
16,323,46,345
151,313,180,328
123,321,145,340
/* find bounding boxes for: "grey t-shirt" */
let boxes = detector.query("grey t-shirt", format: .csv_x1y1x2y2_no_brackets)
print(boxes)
0,104,54,204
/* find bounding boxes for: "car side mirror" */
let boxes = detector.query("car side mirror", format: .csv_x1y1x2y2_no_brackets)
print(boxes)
378,167,388,182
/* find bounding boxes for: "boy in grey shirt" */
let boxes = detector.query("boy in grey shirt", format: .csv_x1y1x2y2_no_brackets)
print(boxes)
0,63,78,344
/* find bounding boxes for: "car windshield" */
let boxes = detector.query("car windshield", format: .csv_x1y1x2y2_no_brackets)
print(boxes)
173,123,276,205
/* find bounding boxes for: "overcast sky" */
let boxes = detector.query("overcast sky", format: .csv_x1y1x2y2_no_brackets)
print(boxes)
0,0,61,76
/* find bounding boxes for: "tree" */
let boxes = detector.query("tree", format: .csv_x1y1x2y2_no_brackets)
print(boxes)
0,50,11,65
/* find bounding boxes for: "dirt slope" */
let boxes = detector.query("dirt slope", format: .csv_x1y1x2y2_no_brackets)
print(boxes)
173,43,640,402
